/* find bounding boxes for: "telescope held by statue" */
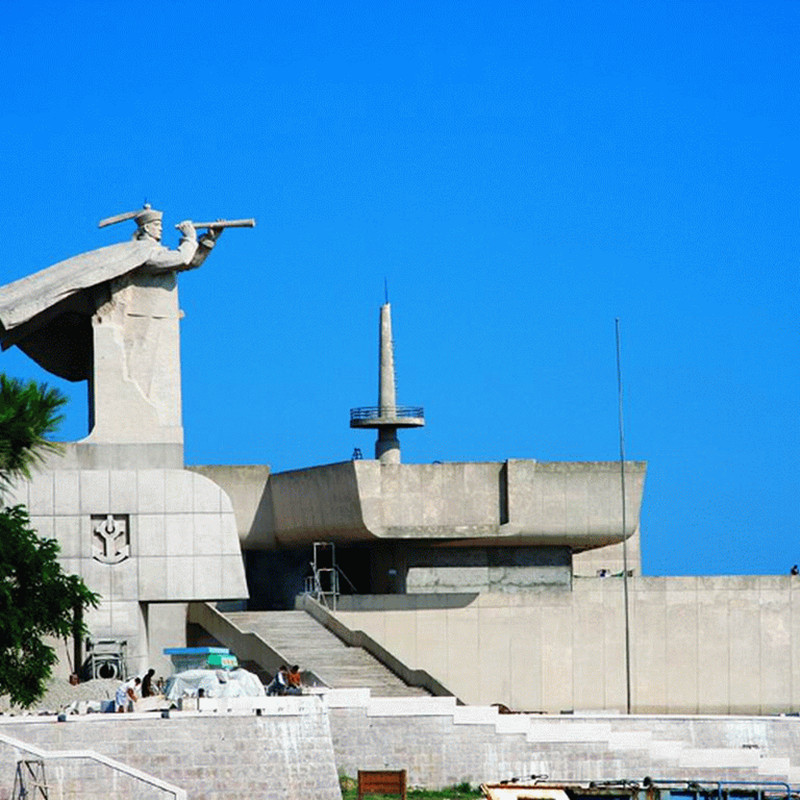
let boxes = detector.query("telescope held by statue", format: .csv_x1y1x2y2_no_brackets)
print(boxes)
177,218,256,230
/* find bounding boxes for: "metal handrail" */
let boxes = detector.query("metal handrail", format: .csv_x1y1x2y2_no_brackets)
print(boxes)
0,730,186,799
350,406,424,422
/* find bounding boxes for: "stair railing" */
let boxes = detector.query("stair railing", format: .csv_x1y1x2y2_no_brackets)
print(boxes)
0,730,186,799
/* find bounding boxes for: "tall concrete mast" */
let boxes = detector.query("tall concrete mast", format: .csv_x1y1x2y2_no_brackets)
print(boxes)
350,302,424,463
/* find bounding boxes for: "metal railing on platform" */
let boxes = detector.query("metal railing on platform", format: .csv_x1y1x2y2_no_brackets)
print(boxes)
349,406,424,422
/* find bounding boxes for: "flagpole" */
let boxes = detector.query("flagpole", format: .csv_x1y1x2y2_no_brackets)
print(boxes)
615,317,632,714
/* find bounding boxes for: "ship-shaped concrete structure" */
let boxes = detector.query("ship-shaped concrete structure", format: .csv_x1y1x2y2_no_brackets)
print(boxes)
206,300,644,600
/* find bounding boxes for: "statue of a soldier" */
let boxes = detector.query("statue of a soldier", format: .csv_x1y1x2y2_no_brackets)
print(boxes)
0,205,253,456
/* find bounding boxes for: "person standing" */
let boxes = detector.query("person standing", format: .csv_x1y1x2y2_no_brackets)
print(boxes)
141,668,156,698
115,676,141,712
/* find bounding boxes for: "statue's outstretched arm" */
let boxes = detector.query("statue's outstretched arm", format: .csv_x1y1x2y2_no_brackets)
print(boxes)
144,221,199,271
188,227,222,269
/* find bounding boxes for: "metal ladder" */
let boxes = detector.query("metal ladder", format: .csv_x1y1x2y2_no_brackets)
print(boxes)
14,759,49,799
305,541,340,610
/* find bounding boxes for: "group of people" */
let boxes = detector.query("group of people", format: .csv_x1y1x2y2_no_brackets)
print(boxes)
114,668,158,712
115,662,304,710
266,664,303,696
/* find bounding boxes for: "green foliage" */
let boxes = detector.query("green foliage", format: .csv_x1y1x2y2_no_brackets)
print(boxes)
0,375,98,707
0,505,98,706
338,776,481,800
0,375,65,489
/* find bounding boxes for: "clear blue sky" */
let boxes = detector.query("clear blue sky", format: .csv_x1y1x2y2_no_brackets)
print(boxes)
1,1,797,576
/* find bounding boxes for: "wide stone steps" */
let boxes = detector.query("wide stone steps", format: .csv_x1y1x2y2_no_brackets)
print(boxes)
223,610,430,697
326,690,800,785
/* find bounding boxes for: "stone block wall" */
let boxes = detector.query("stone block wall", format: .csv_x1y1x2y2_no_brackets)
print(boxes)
324,690,800,788
0,755,174,800
0,697,340,800
3,693,800,796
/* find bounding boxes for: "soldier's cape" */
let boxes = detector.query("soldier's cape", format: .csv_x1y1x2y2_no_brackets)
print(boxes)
0,239,161,381
0,240,160,331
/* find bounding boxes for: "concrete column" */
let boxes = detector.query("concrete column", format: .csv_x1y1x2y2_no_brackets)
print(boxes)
146,602,188,677
351,300,423,464
375,427,400,463
376,302,401,464
378,302,396,416
86,271,184,449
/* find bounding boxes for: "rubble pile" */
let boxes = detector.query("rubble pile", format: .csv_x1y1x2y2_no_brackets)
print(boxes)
0,678,118,715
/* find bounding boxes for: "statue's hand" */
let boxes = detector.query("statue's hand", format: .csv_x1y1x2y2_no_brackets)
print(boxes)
200,226,223,248
176,220,197,240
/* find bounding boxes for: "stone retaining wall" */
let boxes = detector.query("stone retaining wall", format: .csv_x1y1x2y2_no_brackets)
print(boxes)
3,692,800,798
0,696,340,800
323,690,800,788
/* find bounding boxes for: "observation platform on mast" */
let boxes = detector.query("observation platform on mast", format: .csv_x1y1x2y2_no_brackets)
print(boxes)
349,405,425,429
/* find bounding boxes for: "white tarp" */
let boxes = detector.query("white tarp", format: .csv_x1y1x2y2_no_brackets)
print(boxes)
164,668,265,702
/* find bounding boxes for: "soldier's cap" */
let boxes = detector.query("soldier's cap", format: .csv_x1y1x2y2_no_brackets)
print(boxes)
135,205,163,226
98,203,163,229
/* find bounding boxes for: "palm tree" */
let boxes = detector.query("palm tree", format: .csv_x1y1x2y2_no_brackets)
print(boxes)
0,374,66,491
0,373,97,707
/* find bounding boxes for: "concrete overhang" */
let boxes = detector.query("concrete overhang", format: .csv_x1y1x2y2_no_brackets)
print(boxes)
214,458,646,551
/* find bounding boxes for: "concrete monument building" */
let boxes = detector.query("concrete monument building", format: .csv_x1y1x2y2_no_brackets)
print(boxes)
201,301,645,605
1,210,798,720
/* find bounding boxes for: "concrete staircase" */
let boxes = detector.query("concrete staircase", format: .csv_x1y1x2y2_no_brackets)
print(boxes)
223,610,431,697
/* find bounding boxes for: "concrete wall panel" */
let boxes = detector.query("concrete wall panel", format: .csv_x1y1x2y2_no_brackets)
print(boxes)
416,609,448,682
383,608,417,668
446,606,480,701
540,599,573,712
571,589,606,711
109,470,137,513
664,579,699,713
792,582,800,710
477,604,516,706
54,470,80,515
760,586,791,713
728,592,761,714
697,580,731,714
13,465,247,675
335,577,800,714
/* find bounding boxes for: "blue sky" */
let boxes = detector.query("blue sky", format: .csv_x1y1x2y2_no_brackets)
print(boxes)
0,1,797,576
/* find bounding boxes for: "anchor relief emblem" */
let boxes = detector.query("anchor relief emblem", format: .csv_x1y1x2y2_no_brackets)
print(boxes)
91,514,130,564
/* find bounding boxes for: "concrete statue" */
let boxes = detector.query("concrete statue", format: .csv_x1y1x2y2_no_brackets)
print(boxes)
0,205,253,676
0,206,254,456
